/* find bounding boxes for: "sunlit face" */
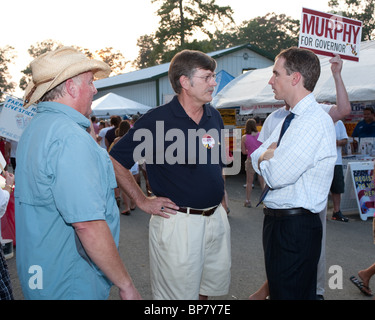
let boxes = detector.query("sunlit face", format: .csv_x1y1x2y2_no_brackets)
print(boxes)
268,57,293,102
188,68,217,104
74,71,97,117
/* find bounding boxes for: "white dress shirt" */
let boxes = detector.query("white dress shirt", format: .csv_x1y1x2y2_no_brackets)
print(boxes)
258,107,290,143
251,93,337,213
258,104,332,143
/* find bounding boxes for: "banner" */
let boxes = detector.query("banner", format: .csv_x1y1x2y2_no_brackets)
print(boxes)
0,96,36,142
299,8,362,61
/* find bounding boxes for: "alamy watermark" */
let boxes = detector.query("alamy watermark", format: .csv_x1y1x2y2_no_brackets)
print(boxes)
131,121,242,175
28,265,43,290
328,265,343,290
27,264,346,291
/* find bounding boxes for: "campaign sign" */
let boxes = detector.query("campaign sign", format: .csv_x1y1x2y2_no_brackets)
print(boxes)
0,96,36,142
299,8,362,61
342,161,375,220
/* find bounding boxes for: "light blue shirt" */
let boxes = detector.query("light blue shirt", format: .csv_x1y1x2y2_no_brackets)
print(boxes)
15,101,119,300
252,94,337,213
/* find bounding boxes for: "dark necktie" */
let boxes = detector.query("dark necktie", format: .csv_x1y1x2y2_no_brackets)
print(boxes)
256,112,295,207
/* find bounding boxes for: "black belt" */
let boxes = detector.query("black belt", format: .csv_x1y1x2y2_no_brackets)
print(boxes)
178,205,219,216
263,207,312,217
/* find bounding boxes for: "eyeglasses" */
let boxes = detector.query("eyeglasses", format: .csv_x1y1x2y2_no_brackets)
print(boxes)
192,73,217,83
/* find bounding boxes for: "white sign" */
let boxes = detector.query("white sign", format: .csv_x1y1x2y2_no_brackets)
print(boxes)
299,8,362,61
0,96,36,142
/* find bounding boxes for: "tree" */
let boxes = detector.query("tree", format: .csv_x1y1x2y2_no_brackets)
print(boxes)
205,13,299,58
328,0,375,40
153,0,233,47
235,13,299,57
94,47,128,75
135,0,235,67
74,46,128,75
0,46,16,101
133,34,161,69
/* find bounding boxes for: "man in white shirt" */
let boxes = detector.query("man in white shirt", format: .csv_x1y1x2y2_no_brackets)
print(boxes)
251,47,337,300
250,54,351,300
331,120,349,222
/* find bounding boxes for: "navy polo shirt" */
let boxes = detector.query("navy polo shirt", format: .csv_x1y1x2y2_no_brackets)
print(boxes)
352,120,375,138
110,95,225,208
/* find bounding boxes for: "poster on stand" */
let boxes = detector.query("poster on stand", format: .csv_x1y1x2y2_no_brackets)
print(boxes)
341,161,375,220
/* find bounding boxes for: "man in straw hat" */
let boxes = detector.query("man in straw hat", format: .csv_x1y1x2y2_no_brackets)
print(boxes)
14,47,141,300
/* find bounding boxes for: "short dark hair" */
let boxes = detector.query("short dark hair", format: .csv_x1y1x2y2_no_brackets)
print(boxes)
110,115,121,127
276,47,321,92
168,49,216,94
364,106,375,114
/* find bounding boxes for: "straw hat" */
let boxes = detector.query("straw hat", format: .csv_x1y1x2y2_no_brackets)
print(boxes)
23,46,111,108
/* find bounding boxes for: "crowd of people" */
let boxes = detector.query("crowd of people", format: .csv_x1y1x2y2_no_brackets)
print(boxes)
0,44,374,300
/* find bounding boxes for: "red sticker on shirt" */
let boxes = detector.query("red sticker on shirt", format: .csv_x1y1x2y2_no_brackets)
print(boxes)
202,134,215,149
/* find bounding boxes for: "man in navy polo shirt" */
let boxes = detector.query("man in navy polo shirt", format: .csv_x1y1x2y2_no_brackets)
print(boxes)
110,50,231,300
352,106,375,138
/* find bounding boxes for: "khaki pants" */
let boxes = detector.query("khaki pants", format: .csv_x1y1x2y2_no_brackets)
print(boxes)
149,204,231,299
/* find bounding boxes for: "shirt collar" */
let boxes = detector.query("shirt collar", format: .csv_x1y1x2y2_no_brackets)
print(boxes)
37,101,91,129
290,93,316,116
170,95,212,119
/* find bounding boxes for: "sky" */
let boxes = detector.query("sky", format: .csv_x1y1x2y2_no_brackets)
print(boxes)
3,0,331,97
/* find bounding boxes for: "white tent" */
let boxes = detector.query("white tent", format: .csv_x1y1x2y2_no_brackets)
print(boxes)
212,41,375,113
91,93,152,116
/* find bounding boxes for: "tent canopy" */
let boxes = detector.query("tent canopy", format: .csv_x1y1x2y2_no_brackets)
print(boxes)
91,93,152,117
212,41,375,112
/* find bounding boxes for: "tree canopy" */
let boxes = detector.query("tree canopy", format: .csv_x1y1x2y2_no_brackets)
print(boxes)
134,0,301,67
134,0,235,67
0,46,16,101
328,0,375,40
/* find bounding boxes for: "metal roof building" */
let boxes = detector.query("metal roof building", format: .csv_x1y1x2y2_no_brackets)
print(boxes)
94,44,274,108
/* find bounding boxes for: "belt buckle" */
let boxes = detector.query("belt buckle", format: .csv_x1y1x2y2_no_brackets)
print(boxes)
202,205,217,216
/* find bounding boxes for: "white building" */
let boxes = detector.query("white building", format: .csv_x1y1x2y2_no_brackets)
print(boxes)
94,44,274,108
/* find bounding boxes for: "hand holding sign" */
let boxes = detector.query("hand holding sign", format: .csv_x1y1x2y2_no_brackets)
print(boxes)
329,54,343,74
